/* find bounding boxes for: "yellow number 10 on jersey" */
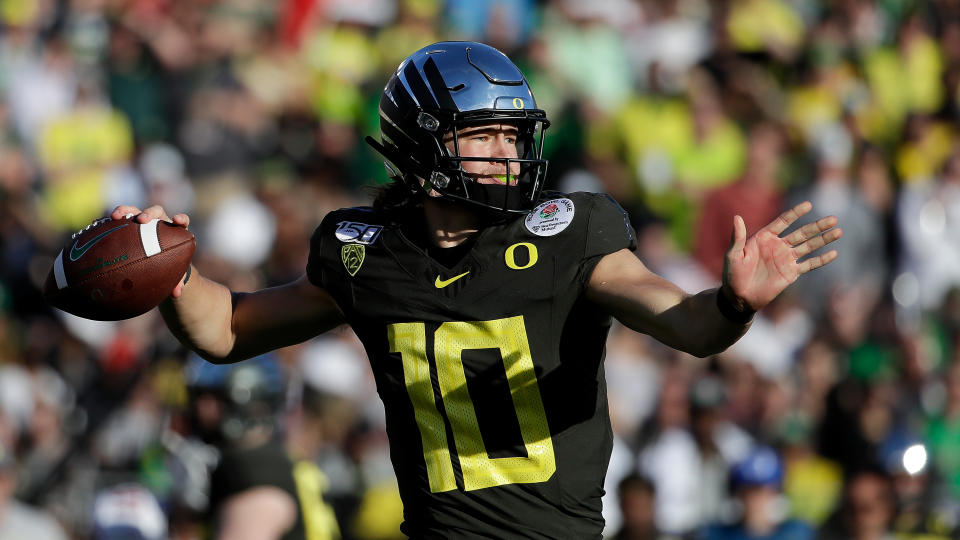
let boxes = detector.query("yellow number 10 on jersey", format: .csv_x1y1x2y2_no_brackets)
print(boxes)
388,316,556,492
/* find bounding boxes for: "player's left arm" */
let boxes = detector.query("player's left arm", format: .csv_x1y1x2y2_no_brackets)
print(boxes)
586,202,841,357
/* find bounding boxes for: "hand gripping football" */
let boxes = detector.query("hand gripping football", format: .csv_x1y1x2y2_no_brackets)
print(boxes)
43,217,196,321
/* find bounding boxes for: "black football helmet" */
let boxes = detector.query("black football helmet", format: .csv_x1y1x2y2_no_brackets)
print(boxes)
366,41,550,214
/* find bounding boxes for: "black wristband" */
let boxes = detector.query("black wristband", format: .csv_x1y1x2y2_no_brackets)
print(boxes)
716,289,755,324
183,265,192,285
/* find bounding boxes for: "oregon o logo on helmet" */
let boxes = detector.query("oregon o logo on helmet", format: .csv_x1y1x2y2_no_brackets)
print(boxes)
512,98,524,109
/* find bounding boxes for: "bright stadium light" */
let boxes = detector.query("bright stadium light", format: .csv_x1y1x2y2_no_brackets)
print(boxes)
893,272,920,307
902,444,928,476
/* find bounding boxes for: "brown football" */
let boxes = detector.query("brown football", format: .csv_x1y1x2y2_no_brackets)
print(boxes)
43,217,196,321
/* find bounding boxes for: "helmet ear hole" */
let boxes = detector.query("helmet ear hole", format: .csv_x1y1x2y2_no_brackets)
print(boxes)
431,172,450,189
418,112,440,132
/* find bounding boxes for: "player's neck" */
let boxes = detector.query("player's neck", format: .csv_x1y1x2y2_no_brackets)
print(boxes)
423,198,482,248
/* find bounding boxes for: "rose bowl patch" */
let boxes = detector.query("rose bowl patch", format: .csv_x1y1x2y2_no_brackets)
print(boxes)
525,198,575,237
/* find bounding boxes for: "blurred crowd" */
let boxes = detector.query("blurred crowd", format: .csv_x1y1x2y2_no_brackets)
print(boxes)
2,0,960,538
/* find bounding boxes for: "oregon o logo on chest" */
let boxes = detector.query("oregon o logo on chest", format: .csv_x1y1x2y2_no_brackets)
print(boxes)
505,242,538,270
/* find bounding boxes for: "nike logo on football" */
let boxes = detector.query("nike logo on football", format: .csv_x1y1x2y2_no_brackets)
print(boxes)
434,271,470,289
69,224,129,262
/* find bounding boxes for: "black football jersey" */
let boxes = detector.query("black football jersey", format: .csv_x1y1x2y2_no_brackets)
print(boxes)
306,192,636,539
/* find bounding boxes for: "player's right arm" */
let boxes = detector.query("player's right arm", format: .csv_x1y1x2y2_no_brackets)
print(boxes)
588,202,840,357
111,205,346,364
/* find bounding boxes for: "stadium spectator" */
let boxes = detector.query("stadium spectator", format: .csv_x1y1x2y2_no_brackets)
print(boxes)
91,483,168,540
880,437,960,539
190,357,341,539
896,144,960,313
786,123,886,322
817,468,897,540
0,441,68,540
638,372,753,534
609,473,666,540
699,446,814,540
694,121,785,279
924,361,960,502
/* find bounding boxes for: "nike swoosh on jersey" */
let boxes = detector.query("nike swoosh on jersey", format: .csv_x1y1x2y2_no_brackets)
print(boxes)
434,271,470,288
69,224,129,262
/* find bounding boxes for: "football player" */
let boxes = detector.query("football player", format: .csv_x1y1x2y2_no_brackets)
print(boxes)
112,42,841,539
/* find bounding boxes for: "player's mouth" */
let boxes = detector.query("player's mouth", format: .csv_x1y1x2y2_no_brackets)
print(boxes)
475,174,518,186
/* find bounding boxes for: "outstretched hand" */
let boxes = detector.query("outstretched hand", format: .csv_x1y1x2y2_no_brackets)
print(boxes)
722,201,842,312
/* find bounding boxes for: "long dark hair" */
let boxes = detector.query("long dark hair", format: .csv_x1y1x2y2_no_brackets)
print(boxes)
371,177,422,216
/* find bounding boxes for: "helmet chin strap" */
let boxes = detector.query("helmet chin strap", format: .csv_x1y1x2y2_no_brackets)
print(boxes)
430,181,532,216
467,183,530,214
413,167,526,217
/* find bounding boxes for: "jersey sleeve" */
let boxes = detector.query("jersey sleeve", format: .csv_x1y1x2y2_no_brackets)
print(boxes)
583,193,637,258
578,193,637,283
306,210,347,289
305,208,379,315
305,218,329,289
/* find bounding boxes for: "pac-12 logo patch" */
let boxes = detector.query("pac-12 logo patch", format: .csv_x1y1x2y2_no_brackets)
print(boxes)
342,244,365,276
525,198,574,237
336,221,383,245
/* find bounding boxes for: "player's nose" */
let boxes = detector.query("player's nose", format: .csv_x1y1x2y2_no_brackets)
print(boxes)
489,134,517,159
489,136,519,175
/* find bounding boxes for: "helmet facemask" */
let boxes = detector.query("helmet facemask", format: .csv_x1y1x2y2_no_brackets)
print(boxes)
421,112,550,214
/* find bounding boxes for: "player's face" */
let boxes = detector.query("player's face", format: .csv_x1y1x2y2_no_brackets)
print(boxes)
444,123,521,185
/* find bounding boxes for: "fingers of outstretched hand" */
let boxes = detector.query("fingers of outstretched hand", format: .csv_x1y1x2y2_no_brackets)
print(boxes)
110,205,142,220
798,250,839,274
136,205,171,223
729,215,747,253
170,213,190,228
767,201,813,236
783,214,839,246
792,226,843,258
110,205,188,228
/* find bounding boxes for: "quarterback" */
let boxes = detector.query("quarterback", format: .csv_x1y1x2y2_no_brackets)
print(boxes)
113,42,840,539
